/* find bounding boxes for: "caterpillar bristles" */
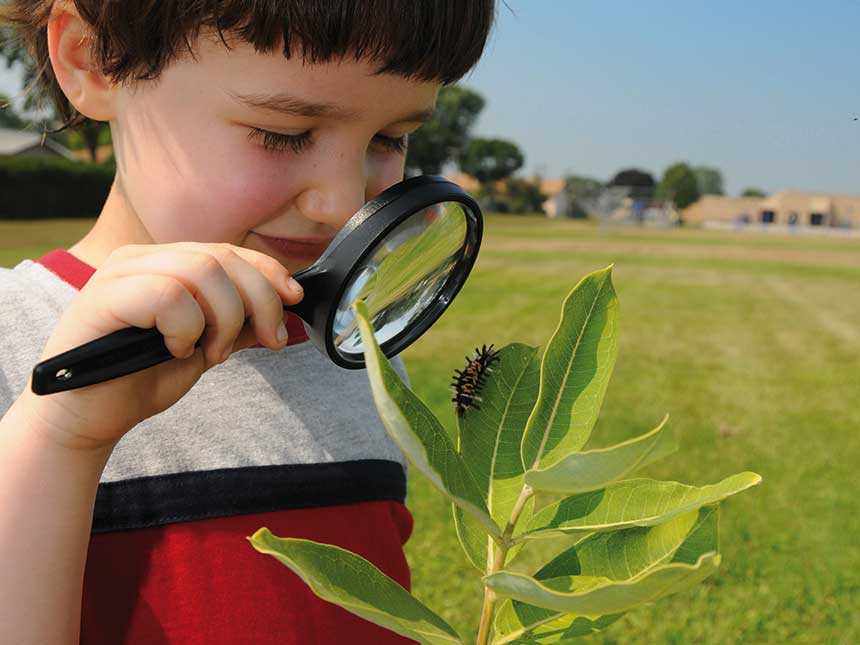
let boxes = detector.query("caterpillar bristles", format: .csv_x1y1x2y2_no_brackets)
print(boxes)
450,343,500,418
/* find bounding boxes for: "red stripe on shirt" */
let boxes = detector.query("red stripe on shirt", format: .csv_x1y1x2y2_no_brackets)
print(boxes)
81,500,415,644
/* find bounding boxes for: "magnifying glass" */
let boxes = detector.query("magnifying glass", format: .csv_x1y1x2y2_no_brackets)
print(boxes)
31,175,482,395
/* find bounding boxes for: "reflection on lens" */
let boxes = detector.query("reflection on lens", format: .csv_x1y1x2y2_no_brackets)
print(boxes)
332,201,471,356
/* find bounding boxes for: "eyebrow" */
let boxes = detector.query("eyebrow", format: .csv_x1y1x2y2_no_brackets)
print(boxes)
229,90,435,124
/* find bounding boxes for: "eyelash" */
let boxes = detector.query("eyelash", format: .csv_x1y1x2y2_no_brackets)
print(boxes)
247,128,408,155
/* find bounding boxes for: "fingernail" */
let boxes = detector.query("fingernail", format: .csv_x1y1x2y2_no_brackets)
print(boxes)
288,277,303,294
276,321,289,343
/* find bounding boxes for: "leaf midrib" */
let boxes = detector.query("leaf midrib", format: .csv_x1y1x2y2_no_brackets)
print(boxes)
532,277,606,468
526,479,746,537
487,354,533,516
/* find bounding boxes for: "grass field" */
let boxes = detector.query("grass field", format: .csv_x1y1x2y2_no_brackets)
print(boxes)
2,216,858,643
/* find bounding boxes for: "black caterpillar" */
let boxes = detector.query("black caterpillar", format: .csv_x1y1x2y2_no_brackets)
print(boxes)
451,344,500,417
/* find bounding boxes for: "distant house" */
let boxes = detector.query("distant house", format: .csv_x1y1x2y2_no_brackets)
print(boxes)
443,173,481,193
682,195,765,226
539,178,570,217
445,173,564,214
683,191,860,229
0,127,75,160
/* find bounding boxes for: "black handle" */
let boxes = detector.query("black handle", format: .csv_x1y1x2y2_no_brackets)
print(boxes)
31,327,194,395
30,264,325,395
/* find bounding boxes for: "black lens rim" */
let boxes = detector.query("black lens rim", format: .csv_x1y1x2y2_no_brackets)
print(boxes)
305,175,483,369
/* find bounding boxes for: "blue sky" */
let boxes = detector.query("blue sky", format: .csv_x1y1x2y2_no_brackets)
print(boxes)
461,1,860,195
3,1,859,195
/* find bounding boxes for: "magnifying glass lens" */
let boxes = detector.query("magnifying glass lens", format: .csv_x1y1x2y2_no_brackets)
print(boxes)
332,201,471,356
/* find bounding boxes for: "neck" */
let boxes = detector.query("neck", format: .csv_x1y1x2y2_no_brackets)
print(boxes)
68,175,153,269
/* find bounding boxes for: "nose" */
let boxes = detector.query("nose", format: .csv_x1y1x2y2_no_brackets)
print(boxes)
294,161,368,230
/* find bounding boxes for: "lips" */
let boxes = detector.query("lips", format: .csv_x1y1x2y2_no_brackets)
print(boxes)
253,232,336,262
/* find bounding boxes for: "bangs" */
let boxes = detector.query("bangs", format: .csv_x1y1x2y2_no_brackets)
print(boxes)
84,0,495,86
1,0,496,124
212,1,495,85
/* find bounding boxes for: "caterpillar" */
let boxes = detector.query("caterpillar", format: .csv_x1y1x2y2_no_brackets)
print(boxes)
450,344,500,417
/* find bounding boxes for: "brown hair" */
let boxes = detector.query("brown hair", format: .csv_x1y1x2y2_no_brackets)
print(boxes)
1,0,496,128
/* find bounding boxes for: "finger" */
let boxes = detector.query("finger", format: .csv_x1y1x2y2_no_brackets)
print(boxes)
218,244,305,306
67,273,206,361
231,319,270,353
96,250,247,365
105,242,304,306
199,246,290,351
103,243,299,352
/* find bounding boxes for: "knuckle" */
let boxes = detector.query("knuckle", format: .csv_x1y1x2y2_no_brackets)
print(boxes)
189,252,224,279
153,276,187,307
209,244,237,263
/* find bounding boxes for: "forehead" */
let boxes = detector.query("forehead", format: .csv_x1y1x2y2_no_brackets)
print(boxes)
177,30,441,122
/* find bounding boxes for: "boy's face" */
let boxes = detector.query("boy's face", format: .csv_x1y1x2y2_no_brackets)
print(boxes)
107,31,439,274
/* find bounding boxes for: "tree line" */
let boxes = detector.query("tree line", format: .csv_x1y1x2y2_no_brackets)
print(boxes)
2,34,767,219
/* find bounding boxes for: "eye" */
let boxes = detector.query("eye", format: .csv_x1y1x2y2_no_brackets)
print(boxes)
247,128,312,154
372,133,408,154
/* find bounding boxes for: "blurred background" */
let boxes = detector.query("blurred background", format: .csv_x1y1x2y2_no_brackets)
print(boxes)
2,2,858,643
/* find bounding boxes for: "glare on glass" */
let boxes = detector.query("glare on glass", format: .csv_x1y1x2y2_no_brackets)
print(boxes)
333,201,470,356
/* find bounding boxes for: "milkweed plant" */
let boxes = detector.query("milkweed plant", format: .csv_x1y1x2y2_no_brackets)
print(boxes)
248,265,762,644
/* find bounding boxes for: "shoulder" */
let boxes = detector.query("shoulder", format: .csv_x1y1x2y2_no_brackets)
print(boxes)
0,260,76,411
0,259,75,327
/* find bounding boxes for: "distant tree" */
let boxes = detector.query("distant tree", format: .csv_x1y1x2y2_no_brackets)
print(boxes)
0,93,27,129
460,138,524,207
1,31,109,161
405,85,485,175
693,166,724,195
65,121,112,162
501,178,547,215
563,174,603,218
741,187,767,198
657,162,700,209
608,168,656,189
608,168,657,203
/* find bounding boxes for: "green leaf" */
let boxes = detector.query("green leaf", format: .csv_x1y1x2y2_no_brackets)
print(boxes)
493,603,623,644
452,505,490,570
248,529,463,645
459,343,541,528
453,343,541,570
486,551,720,618
491,507,718,644
539,506,717,579
518,472,760,541
353,300,501,538
520,266,619,472
523,414,676,493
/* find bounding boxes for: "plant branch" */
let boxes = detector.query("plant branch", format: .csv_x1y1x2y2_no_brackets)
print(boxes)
476,485,534,645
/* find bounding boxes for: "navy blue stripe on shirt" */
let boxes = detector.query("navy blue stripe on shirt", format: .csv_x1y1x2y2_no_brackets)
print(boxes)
92,459,406,533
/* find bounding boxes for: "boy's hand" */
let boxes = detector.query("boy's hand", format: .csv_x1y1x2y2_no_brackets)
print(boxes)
16,242,304,453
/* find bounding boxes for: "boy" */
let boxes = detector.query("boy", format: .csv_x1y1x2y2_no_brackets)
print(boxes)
0,1,495,643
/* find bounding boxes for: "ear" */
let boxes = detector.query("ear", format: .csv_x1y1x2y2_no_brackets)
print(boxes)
46,1,115,121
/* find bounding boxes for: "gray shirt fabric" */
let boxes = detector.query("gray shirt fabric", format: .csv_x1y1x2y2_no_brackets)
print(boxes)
0,258,410,484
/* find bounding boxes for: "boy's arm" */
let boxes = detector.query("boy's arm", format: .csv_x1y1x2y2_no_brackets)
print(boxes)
0,391,113,645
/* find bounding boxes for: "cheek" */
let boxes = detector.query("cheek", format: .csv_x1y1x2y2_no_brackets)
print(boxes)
194,162,293,237
118,120,295,242
367,154,408,199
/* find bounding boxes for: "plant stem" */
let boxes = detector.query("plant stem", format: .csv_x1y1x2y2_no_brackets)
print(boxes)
476,485,534,645
476,541,507,645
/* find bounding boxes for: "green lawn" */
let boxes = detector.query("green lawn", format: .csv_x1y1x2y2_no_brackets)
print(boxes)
3,217,858,643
